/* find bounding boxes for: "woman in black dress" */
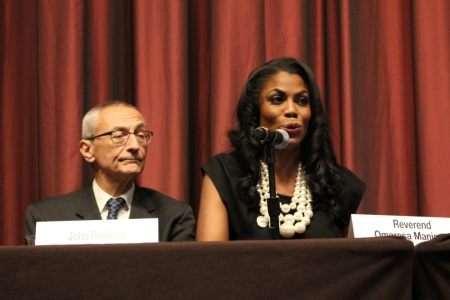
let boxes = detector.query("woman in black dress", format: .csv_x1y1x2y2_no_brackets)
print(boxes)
197,57,365,241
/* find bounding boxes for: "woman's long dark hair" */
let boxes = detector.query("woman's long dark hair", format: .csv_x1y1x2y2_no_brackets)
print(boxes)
228,57,344,215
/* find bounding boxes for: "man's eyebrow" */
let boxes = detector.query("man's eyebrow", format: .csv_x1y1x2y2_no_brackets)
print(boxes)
110,126,128,131
110,123,146,131
134,123,146,130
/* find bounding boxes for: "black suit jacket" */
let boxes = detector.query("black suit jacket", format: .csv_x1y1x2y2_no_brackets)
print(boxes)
25,184,196,242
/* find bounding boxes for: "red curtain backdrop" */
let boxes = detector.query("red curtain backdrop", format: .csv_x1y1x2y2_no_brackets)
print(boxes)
1,0,450,245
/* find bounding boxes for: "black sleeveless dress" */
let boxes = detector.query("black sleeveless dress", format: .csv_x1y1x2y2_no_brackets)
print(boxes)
201,153,366,240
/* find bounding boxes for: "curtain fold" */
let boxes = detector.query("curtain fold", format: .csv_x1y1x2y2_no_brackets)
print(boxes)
133,0,189,202
1,0,450,245
0,0,39,245
349,0,418,215
411,0,450,216
37,0,85,199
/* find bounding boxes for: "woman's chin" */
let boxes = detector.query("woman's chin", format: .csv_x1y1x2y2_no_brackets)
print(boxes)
281,141,302,151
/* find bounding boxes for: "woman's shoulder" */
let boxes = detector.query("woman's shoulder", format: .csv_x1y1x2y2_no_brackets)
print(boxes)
203,152,239,169
207,152,237,163
340,167,366,213
341,167,365,190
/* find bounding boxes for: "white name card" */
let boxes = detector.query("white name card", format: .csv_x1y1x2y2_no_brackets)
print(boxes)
348,214,450,245
35,219,159,246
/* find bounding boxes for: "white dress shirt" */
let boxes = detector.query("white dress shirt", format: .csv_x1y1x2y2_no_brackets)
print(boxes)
93,180,134,220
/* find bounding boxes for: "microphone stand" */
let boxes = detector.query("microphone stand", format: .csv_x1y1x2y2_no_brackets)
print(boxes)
265,146,280,239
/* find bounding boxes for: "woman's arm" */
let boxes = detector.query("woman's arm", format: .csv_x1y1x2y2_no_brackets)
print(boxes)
196,174,229,241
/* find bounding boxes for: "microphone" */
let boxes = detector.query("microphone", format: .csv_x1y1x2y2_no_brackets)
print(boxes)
253,127,290,149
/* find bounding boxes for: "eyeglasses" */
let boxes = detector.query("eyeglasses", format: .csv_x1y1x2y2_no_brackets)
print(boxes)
88,130,153,145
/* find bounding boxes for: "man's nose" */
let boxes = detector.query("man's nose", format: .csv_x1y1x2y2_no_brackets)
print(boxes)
125,133,141,149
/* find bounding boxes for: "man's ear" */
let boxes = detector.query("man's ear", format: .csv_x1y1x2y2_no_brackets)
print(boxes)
79,140,95,163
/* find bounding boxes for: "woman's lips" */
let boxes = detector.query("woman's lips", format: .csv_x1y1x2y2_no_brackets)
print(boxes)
282,123,301,134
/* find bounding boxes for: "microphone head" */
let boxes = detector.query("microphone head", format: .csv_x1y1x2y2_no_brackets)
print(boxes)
253,127,268,142
274,129,290,149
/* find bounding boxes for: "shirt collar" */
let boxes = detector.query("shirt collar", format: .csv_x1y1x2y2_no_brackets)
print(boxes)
93,179,135,213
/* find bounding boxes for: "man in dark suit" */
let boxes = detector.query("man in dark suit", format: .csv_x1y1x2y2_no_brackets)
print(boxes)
25,101,195,241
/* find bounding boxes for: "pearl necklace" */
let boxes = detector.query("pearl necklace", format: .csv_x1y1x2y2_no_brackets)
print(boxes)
256,161,313,238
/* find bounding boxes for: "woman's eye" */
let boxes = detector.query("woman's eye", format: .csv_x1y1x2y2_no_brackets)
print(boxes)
270,96,283,104
296,97,310,106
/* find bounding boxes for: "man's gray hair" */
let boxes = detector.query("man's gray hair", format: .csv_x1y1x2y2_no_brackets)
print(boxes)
81,101,140,139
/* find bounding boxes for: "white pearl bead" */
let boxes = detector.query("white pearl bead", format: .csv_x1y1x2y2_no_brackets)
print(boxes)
289,202,296,210
294,212,303,221
257,216,268,228
302,216,310,225
280,223,295,238
281,204,291,213
295,222,306,234
284,214,295,224
260,206,267,215
305,210,313,218
297,204,305,212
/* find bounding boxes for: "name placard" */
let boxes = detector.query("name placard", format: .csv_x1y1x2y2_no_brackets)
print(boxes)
35,219,159,246
348,214,450,245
